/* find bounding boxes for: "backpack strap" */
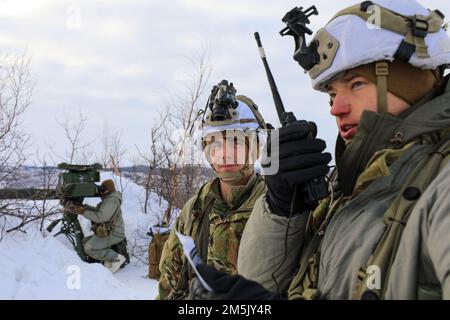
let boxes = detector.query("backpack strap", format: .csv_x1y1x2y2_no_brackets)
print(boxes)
173,183,215,297
288,232,323,300
288,173,344,300
352,138,450,300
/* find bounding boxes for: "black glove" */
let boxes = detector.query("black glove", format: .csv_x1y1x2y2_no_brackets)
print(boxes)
263,120,331,217
189,263,282,300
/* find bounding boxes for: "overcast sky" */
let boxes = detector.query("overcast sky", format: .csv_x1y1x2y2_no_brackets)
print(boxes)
1,0,449,166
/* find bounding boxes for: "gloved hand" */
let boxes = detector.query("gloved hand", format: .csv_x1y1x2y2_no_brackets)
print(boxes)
262,120,331,217
64,205,86,215
189,263,282,300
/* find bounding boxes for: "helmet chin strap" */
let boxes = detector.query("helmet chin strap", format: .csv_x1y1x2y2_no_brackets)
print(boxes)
217,163,253,186
375,61,390,114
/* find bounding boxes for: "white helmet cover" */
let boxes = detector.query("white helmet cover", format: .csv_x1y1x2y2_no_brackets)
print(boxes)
309,0,450,91
195,96,267,183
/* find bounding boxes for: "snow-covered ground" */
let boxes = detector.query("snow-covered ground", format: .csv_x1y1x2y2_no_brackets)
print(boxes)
0,171,174,300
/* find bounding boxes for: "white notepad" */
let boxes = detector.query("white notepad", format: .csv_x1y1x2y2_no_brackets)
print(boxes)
175,231,214,292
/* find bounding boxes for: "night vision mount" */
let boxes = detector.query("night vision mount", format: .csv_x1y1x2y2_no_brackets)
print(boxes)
207,80,238,122
280,5,320,71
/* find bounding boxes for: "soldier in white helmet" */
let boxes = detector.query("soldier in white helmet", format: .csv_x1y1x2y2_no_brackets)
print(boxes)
190,0,450,300
156,80,268,299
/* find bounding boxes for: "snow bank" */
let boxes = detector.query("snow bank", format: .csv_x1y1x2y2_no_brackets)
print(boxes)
0,228,150,299
0,171,171,300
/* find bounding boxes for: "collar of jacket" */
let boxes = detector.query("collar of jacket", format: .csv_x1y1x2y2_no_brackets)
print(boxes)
207,173,259,210
104,190,122,203
337,75,450,196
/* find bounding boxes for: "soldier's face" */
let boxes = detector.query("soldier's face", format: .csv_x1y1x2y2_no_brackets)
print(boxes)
207,134,249,173
326,72,410,143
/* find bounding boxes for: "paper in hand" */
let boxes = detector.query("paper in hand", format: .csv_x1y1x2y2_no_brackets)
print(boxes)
175,231,214,292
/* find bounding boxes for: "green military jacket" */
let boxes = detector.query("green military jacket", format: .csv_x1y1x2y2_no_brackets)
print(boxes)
238,76,450,299
157,173,266,300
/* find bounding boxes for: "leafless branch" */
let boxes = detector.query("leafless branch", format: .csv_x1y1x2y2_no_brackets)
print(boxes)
55,110,94,164
0,53,34,240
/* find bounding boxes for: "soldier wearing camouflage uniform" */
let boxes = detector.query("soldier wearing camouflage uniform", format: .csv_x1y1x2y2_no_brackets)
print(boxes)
190,0,450,300
157,81,268,300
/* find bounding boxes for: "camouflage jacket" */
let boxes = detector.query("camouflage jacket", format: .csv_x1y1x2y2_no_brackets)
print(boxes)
157,173,266,300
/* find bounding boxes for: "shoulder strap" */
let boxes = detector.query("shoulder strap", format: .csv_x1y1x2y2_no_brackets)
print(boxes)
195,193,215,262
353,138,450,300
288,191,344,300
175,182,215,294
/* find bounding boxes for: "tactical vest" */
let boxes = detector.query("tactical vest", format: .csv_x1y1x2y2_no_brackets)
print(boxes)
172,174,265,299
288,136,450,300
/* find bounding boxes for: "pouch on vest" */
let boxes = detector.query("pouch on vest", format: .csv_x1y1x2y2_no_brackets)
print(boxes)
92,221,115,238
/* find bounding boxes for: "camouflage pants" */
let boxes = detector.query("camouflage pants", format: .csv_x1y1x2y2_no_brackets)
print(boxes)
83,234,124,262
